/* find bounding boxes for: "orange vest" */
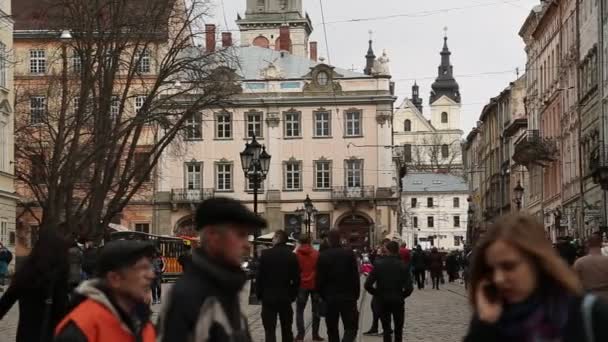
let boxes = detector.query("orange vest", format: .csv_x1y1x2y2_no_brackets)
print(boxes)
55,299,156,342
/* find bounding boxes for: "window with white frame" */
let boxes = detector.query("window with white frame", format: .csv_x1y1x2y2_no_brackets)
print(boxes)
345,110,362,136
454,215,460,227
216,163,232,191
314,161,331,189
284,111,301,137
110,96,120,120
0,42,6,88
185,163,202,189
30,96,46,124
246,176,265,192
72,54,82,74
246,111,263,138
427,216,434,228
137,50,151,73
427,197,434,207
314,111,331,137
134,96,146,114
135,223,150,233
345,159,363,187
185,113,203,140
0,121,6,172
284,161,302,190
453,197,460,208
216,112,232,139
30,49,46,74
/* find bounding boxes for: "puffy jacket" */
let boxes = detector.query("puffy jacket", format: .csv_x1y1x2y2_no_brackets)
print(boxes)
316,246,360,302
158,249,252,342
364,255,413,302
54,280,156,342
296,244,319,290
256,244,300,303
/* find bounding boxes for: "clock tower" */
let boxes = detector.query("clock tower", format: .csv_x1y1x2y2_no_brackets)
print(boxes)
237,0,313,58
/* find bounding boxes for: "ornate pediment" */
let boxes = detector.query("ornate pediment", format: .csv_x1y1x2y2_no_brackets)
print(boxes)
302,63,343,93
260,62,285,80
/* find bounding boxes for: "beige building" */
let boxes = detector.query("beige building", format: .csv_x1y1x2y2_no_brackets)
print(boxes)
153,1,398,247
0,2,17,257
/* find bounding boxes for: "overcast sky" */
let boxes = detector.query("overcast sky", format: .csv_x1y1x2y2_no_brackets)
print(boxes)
213,0,538,135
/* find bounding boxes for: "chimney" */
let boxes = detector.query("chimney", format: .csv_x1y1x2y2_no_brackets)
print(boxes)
310,41,318,62
222,32,232,48
279,25,291,52
205,24,216,53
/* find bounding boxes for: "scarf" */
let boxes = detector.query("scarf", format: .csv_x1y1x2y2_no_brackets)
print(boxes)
496,291,571,342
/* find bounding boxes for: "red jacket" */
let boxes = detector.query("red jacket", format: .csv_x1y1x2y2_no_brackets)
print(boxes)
399,247,411,265
296,244,319,290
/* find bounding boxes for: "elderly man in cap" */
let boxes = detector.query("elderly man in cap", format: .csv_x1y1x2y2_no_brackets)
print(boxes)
159,197,266,342
54,240,157,342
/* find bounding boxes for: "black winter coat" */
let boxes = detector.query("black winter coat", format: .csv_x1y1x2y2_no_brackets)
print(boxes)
158,249,252,342
364,255,413,302
411,250,426,271
316,246,360,302
463,296,608,342
256,244,300,303
0,276,69,342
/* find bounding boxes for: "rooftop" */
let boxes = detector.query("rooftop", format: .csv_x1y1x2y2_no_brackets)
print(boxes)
402,173,468,193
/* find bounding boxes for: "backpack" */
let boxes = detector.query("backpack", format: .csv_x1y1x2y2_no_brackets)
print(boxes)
0,248,12,264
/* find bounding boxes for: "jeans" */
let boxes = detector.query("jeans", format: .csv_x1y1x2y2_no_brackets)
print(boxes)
379,300,404,342
432,275,440,290
325,300,358,342
262,300,294,342
151,277,162,301
296,289,321,338
413,270,425,289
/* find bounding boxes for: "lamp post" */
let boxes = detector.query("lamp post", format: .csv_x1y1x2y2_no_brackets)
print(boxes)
240,135,270,305
514,181,524,211
296,194,318,237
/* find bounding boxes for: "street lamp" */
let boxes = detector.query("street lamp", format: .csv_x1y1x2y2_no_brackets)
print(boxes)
513,181,524,211
240,134,270,305
296,194,318,236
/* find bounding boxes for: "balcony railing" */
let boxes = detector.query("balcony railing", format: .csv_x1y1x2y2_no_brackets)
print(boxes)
591,145,608,169
331,186,375,200
512,129,557,167
171,188,215,202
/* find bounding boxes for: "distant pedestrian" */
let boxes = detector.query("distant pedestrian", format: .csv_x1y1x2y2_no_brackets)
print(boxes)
177,244,192,271
399,242,411,266
317,230,360,342
257,230,300,342
158,197,265,342
365,241,414,342
463,214,608,342
295,234,323,342
556,236,577,266
428,248,443,290
151,251,165,304
364,239,391,336
574,234,608,302
68,240,83,292
81,242,98,280
54,240,157,342
0,229,70,342
446,251,459,283
0,242,12,291
411,245,426,290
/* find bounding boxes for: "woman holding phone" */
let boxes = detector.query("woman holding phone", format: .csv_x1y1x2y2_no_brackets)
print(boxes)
464,214,608,342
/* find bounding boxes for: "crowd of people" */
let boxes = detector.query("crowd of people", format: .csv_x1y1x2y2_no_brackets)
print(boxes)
0,197,607,342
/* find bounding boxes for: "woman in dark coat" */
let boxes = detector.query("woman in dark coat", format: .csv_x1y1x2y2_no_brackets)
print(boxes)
464,214,608,342
428,248,443,290
0,228,70,342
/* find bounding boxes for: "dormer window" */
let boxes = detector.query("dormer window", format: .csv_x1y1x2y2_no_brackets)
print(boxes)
317,71,329,86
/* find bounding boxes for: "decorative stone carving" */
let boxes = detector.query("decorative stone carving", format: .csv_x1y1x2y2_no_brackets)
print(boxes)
266,112,280,127
376,110,392,126
260,62,284,80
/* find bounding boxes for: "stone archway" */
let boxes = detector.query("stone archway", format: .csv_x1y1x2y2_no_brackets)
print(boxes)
174,215,197,237
335,213,373,249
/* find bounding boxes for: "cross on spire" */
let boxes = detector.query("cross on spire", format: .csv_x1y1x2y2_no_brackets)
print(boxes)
443,26,448,38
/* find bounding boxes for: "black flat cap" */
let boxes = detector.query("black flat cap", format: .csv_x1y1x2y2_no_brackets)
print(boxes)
97,240,156,276
195,197,267,231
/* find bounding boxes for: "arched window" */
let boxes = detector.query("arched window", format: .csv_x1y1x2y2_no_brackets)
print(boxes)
441,144,449,158
253,36,270,48
441,112,448,123
404,119,411,132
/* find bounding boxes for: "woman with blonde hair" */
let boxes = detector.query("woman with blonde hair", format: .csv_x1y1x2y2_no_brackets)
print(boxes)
463,214,608,342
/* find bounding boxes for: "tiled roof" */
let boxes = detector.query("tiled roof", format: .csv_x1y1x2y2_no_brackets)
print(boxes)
402,173,468,193
232,46,369,80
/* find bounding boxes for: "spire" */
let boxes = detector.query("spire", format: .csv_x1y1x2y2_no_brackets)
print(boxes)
430,30,460,104
364,30,375,76
412,82,423,113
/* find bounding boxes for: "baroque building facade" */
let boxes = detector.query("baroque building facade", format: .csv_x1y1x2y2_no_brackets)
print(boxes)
153,0,398,247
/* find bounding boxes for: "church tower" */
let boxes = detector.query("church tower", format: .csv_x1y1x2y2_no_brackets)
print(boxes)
237,0,313,58
429,34,461,130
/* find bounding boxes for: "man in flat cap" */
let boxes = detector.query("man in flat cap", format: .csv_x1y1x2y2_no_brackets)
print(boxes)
159,197,266,342
54,240,157,342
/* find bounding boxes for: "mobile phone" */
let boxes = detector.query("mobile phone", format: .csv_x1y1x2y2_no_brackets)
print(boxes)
483,283,500,303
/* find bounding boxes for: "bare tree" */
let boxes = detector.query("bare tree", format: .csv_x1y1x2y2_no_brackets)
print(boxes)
15,0,240,239
407,135,462,173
